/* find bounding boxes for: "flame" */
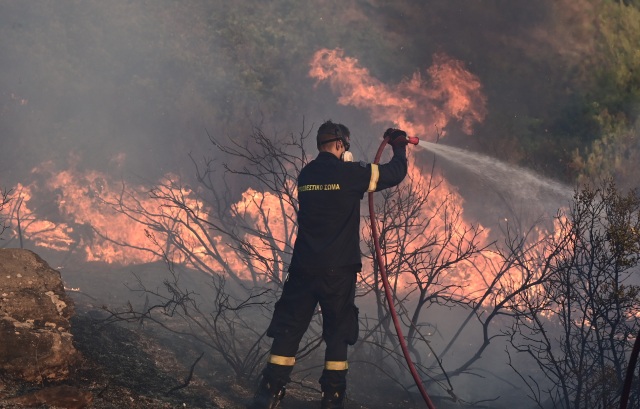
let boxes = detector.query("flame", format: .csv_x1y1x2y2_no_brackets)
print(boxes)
1,48,562,303
227,186,296,281
6,183,76,252
1,159,297,283
5,162,163,264
360,157,497,302
309,48,487,139
308,48,566,306
310,48,497,300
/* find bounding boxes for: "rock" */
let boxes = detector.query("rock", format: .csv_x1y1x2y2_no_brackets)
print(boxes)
0,248,80,383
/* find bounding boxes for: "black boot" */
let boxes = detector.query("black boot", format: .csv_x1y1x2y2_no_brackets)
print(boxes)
249,363,292,409
319,369,347,409
248,376,286,409
320,387,345,409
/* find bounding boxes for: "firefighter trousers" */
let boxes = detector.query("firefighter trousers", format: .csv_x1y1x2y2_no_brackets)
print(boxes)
266,270,359,363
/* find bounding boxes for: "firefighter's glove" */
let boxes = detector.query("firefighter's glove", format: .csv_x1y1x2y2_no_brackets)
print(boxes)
384,128,409,148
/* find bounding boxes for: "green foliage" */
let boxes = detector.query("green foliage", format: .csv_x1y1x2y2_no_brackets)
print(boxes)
500,0,640,184
602,182,640,267
618,0,640,8
569,2,640,186
573,112,640,190
594,2,640,117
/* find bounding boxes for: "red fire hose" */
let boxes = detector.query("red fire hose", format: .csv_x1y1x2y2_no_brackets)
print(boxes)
367,136,436,409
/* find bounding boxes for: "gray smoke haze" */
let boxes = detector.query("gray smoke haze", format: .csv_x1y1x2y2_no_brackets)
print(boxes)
0,1,610,407
1,0,592,187
1,2,248,184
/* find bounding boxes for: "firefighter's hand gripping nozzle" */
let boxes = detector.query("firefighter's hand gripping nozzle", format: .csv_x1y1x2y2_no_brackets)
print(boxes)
383,128,419,147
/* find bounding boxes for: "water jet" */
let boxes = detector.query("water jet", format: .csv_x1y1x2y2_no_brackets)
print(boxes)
418,140,573,202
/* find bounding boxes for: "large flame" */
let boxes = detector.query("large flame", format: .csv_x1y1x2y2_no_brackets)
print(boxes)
308,48,562,307
309,48,487,138
2,158,296,283
310,48,497,300
5,161,179,265
1,48,558,303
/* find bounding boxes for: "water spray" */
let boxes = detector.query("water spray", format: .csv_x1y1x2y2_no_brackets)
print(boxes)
368,135,436,409
417,140,572,200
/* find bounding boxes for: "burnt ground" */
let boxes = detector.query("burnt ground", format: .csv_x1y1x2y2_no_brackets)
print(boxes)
0,301,374,409
0,258,434,409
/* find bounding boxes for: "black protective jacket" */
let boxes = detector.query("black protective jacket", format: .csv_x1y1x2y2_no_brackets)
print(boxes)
289,146,408,273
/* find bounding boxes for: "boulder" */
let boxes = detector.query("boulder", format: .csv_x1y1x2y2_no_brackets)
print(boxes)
0,248,79,382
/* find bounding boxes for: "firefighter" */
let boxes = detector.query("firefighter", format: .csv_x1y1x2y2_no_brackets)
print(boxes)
249,121,409,409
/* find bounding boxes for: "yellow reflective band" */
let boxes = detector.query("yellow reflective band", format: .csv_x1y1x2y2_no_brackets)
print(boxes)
367,164,380,192
325,361,349,371
268,354,296,366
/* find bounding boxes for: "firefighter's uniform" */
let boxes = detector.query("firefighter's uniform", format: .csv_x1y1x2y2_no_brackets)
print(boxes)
259,145,408,406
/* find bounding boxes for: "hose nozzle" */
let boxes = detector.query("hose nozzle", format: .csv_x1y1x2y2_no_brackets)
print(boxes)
407,136,419,145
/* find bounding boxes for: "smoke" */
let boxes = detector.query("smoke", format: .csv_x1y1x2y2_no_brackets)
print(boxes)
0,2,610,407
0,1,598,285
0,0,600,183
1,2,253,185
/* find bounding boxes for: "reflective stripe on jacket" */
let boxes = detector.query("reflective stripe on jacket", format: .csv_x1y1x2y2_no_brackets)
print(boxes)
289,147,407,272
